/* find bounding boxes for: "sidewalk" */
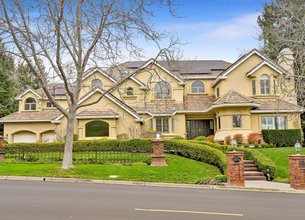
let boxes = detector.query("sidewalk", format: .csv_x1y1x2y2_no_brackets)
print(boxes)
0,175,304,194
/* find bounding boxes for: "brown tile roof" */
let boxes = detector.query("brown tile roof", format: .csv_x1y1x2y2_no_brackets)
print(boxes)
183,94,216,111
76,109,118,117
0,110,61,122
214,90,259,105
253,99,301,111
134,101,184,115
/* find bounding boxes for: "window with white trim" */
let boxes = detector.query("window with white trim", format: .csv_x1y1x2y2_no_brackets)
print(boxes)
126,87,134,95
191,81,205,93
155,81,171,99
260,74,270,94
156,117,169,133
261,116,287,130
46,102,55,108
91,79,103,89
25,98,36,110
232,115,242,128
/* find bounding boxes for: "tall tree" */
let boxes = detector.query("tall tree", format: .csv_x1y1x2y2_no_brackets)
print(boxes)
0,0,179,169
15,63,40,91
258,0,305,105
0,41,17,133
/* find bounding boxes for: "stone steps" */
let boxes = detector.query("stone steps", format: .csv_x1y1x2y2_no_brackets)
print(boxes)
244,160,266,181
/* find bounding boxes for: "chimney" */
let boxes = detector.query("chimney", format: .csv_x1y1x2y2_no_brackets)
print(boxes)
277,48,294,74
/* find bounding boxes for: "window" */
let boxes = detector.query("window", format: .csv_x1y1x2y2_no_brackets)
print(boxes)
156,117,169,133
191,81,205,93
46,102,54,108
252,80,256,95
24,98,36,110
261,116,287,130
232,115,242,128
216,87,220,98
126,87,134,95
155,81,171,99
85,121,109,137
260,74,270,94
91,79,103,89
218,117,221,129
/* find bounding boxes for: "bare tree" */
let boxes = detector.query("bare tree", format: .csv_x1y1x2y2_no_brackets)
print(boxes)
0,0,180,169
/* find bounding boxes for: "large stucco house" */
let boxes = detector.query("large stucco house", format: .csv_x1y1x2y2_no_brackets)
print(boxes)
0,48,303,143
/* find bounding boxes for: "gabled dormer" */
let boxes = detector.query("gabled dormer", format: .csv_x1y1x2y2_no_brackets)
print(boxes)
15,89,42,112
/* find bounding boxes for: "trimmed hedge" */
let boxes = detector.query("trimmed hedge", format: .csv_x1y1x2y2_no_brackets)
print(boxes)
262,129,302,147
243,148,276,180
164,139,227,173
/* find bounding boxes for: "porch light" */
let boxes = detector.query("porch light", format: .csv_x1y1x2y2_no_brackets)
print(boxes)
294,140,302,155
231,138,237,152
156,133,161,139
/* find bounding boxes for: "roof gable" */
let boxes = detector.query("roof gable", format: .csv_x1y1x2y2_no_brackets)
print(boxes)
82,68,117,83
15,89,42,100
214,90,259,107
246,61,286,77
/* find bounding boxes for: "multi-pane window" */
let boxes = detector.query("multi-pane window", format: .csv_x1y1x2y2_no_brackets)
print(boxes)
216,87,220,98
85,121,109,137
232,115,242,128
261,116,287,130
252,80,256,95
260,74,270,94
218,117,221,129
126,87,134,95
156,117,169,133
155,81,171,99
24,98,36,110
191,81,205,93
91,79,103,89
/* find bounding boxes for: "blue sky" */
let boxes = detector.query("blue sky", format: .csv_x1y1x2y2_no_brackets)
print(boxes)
140,0,271,62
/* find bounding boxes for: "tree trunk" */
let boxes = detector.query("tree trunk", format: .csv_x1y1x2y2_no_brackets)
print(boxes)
61,114,75,169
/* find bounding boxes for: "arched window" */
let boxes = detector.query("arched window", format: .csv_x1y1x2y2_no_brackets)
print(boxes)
155,81,171,99
85,121,109,137
191,81,205,93
91,79,103,89
260,74,270,94
126,87,134,95
24,98,36,110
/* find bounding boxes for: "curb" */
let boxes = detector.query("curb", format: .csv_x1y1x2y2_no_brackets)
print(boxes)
1,175,305,194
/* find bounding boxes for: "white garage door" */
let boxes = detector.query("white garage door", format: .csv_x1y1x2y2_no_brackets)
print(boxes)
14,131,36,143
41,131,56,143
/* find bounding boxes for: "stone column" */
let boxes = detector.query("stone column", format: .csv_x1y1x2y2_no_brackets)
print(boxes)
0,136,4,162
226,151,244,187
150,137,167,167
288,155,305,190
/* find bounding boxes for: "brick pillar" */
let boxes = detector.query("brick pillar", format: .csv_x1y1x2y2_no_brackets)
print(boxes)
0,136,4,162
226,151,244,187
288,155,305,190
150,138,167,166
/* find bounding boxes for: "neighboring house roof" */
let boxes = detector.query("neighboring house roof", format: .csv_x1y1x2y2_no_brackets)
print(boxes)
0,110,61,122
214,90,259,106
76,109,119,119
183,94,216,111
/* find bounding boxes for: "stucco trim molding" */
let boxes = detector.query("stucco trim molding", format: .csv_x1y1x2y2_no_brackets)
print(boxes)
82,68,117,83
250,109,304,113
246,61,284,77
15,89,42,100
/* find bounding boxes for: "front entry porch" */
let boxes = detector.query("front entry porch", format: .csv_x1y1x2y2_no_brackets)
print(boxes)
186,120,214,139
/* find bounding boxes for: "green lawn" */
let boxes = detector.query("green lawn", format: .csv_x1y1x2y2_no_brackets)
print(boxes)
0,154,221,184
250,147,305,183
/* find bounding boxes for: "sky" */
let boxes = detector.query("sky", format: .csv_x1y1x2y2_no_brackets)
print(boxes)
138,0,271,63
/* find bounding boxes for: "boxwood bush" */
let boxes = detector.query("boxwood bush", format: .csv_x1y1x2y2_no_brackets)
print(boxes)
262,129,302,147
164,139,226,173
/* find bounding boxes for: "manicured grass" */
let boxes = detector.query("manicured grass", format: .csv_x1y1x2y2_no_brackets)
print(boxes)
0,154,221,184
250,147,305,183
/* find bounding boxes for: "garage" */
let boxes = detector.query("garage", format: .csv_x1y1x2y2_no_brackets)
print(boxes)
13,131,37,143
41,131,57,142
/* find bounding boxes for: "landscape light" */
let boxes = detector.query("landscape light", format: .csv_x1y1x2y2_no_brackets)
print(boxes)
231,138,237,151
294,140,302,155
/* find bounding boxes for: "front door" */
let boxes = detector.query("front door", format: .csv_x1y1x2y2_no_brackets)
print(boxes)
187,120,214,139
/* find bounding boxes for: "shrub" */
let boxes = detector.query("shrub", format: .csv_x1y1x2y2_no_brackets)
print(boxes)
233,133,243,144
64,134,79,141
207,135,214,142
262,129,302,147
117,133,129,139
164,139,227,173
248,132,259,144
194,136,208,141
192,139,231,153
224,135,232,145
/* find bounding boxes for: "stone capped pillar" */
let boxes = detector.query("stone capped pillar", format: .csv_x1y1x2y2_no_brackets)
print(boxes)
288,155,305,190
226,151,244,187
0,136,4,162
150,136,167,167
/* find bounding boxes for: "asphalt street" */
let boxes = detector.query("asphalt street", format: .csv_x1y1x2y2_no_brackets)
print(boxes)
0,180,304,220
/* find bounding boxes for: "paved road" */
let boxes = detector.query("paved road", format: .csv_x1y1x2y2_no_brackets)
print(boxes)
0,180,305,220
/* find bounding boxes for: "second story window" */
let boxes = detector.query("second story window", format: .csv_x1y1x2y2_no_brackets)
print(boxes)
260,74,270,94
46,102,55,108
252,80,256,95
191,81,205,93
126,87,134,95
155,81,171,99
25,98,36,111
91,79,103,89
